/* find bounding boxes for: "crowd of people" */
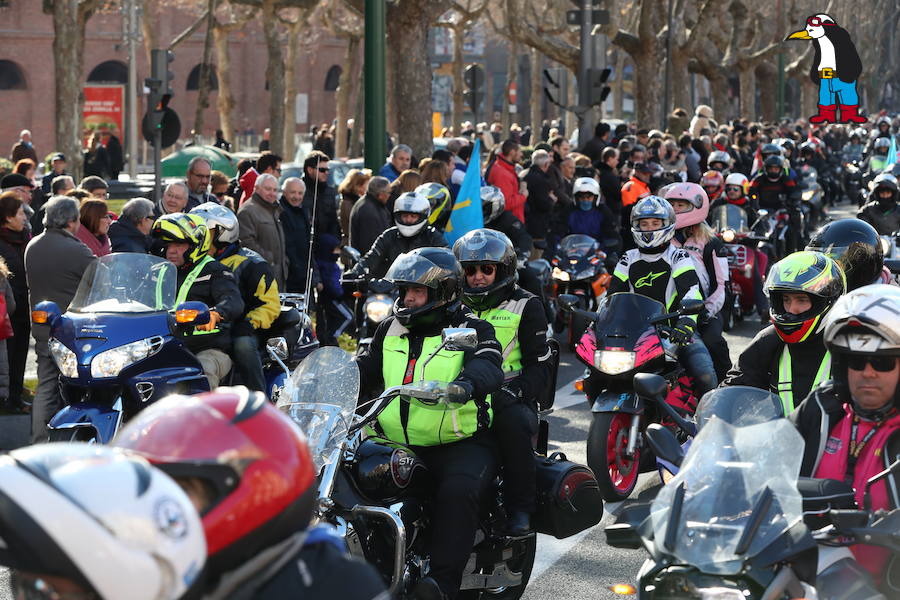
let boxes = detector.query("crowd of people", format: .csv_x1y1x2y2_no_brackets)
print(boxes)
2,104,900,599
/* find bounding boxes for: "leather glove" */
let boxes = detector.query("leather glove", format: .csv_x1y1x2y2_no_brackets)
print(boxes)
446,379,473,404
670,317,696,345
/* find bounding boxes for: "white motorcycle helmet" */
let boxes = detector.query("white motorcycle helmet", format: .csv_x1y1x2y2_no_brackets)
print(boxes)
393,191,431,237
0,443,206,600
190,201,239,245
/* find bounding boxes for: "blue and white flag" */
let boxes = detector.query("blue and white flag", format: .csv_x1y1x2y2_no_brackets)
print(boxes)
444,139,483,246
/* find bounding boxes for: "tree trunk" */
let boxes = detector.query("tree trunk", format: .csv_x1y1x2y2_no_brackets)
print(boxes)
799,77,817,120
501,39,518,132
756,63,776,122
386,1,439,160
632,54,660,128
141,0,159,65
47,0,98,180
349,77,364,158
738,67,755,120
334,36,360,159
530,48,542,136
283,21,302,163
451,24,465,135
564,69,576,139
707,71,730,123
213,25,236,145
670,49,691,112
193,0,217,141
262,0,286,157
385,42,398,144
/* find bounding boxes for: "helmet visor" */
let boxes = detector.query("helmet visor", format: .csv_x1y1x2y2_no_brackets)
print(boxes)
386,252,457,289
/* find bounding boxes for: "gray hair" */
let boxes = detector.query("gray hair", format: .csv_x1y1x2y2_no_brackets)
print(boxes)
446,138,463,154
255,173,278,190
50,175,74,195
390,144,412,157
43,195,80,230
367,176,390,196
165,181,189,199
531,149,551,168
281,176,305,192
121,197,156,226
187,156,211,173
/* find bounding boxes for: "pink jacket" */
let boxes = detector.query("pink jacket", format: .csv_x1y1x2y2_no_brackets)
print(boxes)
670,233,728,316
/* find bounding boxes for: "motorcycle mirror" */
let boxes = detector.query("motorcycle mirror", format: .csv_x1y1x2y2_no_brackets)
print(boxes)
633,373,668,402
175,301,211,326
558,294,580,312
266,336,289,361
758,209,769,218
341,245,362,264
32,300,62,326
442,327,478,351
679,298,705,316
645,423,685,467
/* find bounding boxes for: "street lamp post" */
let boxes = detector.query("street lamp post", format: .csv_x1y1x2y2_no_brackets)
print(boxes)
364,0,386,171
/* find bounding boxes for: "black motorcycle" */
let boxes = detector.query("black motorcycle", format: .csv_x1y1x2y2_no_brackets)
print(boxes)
278,339,600,600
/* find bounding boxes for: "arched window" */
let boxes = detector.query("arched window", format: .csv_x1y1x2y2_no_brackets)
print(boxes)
324,65,342,92
186,64,218,91
87,60,127,84
0,60,26,90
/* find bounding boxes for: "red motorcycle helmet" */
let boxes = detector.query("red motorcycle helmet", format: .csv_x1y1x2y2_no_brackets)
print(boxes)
700,170,725,201
113,388,317,576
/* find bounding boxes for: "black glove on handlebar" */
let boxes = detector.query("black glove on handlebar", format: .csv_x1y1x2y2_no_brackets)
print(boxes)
670,317,696,345
447,379,473,404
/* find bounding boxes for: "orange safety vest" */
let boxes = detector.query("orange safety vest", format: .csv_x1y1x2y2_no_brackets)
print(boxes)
621,178,650,207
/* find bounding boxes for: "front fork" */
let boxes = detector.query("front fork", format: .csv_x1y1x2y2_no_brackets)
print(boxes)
625,413,642,457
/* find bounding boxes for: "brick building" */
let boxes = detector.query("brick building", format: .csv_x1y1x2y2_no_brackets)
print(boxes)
0,2,347,161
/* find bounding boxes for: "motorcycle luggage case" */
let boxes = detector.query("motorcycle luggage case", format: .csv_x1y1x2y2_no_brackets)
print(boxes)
533,451,604,539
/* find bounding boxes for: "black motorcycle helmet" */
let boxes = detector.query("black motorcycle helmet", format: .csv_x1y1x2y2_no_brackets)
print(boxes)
806,219,884,291
453,228,518,311
870,173,900,209
779,138,795,158
385,247,462,330
764,155,784,181
760,143,782,161
798,141,816,162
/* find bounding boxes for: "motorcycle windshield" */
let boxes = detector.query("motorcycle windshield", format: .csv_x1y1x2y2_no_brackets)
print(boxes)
278,347,360,472
69,254,176,313
593,293,665,347
694,385,785,431
710,205,749,234
559,234,599,258
649,418,805,574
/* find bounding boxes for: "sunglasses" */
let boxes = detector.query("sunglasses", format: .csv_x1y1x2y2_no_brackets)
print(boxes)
846,355,897,373
317,167,330,173
725,186,743,193
464,264,496,276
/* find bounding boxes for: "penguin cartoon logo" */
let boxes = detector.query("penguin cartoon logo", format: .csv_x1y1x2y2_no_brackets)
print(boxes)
786,14,865,125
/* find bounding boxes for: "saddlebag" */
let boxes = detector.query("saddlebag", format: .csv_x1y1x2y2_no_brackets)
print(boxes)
533,452,604,539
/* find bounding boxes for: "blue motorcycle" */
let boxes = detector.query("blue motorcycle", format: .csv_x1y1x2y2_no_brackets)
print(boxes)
34,253,214,443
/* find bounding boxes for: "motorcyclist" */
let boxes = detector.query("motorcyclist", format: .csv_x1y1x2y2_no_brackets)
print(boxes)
865,116,893,156
190,202,280,392
0,443,206,600
114,389,389,600
857,174,900,236
453,228,552,536
417,182,454,232
792,284,900,591
749,154,803,252
152,213,244,388
865,137,892,183
778,138,796,164
806,219,886,291
706,150,732,175
566,176,619,252
722,250,845,415
757,142,798,181
700,170,725,204
355,247,504,600
604,195,717,397
842,128,866,165
662,182,732,381
348,191,447,280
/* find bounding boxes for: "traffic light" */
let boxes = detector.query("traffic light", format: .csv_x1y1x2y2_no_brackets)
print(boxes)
152,48,175,98
463,64,485,116
143,48,180,148
590,67,612,106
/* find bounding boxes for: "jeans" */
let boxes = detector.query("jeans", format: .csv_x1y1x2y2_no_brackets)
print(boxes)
818,77,859,105
699,314,731,383
492,397,538,513
413,435,497,599
32,338,63,443
232,334,266,392
676,339,717,398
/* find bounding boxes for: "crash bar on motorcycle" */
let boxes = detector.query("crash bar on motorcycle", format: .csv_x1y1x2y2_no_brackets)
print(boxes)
351,504,406,596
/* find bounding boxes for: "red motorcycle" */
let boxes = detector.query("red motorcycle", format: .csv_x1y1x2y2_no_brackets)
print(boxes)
560,292,703,501
711,204,769,329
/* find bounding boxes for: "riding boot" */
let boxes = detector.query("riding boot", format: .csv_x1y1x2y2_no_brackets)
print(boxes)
809,104,837,124
839,104,868,124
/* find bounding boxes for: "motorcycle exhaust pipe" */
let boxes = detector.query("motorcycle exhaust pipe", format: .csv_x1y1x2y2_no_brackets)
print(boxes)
351,505,407,595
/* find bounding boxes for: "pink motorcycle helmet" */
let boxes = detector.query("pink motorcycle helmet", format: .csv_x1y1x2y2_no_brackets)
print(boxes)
660,182,710,229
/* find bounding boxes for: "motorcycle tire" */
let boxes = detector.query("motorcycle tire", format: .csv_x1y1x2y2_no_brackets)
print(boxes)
457,535,537,600
721,303,734,332
587,412,641,502
567,297,590,352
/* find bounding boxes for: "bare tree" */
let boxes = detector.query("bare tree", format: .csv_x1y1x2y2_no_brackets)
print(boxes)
212,2,254,144
279,6,316,162
321,0,364,158
435,0,488,133
193,0,219,140
43,0,105,179
607,0,664,126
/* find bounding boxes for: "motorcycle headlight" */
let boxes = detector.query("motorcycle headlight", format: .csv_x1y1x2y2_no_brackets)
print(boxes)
552,266,570,281
694,588,746,600
802,189,815,201
881,237,891,256
594,350,636,375
364,296,393,323
49,338,78,378
91,337,163,379
722,229,735,243
575,267,597,280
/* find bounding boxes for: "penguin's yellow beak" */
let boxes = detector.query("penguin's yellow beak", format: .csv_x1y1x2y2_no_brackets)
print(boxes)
786,29,812,40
